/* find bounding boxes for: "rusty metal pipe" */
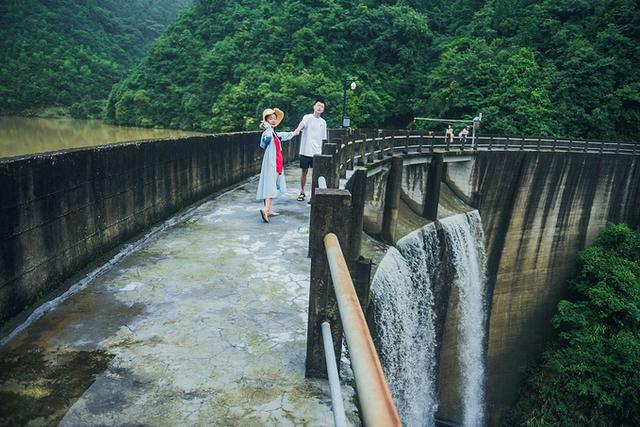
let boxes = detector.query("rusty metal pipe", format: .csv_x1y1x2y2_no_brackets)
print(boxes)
324,233,401,427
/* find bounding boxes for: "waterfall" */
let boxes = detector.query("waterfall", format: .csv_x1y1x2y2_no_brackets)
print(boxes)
371,224,440,427
371,211,488,427
441,211,488,427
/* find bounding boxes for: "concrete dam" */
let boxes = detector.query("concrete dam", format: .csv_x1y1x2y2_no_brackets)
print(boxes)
370,147,640,425
1,131,639,425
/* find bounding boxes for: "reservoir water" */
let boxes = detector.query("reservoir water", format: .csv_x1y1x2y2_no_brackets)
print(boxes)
0,116,205,159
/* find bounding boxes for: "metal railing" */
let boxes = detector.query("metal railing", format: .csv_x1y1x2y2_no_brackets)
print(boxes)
321,321,348,427
323,232,401,427
327,130,639,177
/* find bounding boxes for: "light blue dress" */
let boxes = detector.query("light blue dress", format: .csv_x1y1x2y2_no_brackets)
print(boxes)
256,122,295,200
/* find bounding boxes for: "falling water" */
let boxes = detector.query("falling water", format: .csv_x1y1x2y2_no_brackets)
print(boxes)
371,210,488,427
441,211,488,427
371,223,440,427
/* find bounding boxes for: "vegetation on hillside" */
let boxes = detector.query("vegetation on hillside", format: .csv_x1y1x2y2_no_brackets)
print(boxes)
105,0,639,139
509,223,640,426
0,0,191,117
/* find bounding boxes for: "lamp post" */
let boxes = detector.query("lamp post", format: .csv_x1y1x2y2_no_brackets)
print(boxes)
342,80,357,128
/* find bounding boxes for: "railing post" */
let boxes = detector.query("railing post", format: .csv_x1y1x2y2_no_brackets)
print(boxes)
308,154,336,258
332,137,342,184
323,141,337,156
380,155,403,244
377,129,384,160
322,141,337,178
345,167,367,264
312,154,336,190
354,257,372,317
357,130,367,166
403,130,410,155
423,153,444,220
340,135,349,179
489,136,494,151
381,130,388,158
349,132,357,170
306,188,352,378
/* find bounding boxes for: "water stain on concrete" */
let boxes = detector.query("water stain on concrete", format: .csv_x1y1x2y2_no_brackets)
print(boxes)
1,166,359,426
0,348,112,426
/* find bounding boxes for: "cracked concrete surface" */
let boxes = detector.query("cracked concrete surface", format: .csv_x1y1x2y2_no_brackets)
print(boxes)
0,166,359,426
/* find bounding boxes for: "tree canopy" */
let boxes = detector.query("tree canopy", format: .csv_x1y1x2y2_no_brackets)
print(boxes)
0,0,191,117
104,0,639,140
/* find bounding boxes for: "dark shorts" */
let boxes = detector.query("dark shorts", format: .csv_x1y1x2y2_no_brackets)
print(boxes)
299,155,313,169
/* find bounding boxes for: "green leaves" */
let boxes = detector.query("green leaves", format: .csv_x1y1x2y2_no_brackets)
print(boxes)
512,223,640,426
0,0,192,115
10,0,635,140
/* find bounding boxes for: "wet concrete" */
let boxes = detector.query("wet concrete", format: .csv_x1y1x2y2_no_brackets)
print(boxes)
0,165,358,426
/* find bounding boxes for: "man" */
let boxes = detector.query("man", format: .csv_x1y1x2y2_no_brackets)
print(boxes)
293,98,327,201
458,126,469,142
445,124,454,144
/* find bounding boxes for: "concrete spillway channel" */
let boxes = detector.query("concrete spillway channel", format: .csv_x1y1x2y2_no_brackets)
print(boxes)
0,166,359,426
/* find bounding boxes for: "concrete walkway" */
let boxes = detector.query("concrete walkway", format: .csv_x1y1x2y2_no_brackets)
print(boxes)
0,166,358,426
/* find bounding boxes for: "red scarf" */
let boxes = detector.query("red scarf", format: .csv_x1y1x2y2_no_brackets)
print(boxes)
273,132,283,174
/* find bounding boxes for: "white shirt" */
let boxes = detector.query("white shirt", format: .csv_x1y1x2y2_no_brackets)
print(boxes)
299,114,327,157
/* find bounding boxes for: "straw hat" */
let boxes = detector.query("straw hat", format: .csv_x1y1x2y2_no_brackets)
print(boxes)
260,107,284,128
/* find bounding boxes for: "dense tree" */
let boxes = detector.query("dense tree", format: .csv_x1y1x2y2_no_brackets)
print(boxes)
3,0,638,139
510,223,640,426
0,0,192,117
104,0,639,140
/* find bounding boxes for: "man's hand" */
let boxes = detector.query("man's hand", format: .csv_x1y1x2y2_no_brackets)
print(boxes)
293,121,305,135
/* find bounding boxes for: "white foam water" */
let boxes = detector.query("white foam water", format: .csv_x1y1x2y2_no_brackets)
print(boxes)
441,211,488,427
371,211,488,427
371,224,440,427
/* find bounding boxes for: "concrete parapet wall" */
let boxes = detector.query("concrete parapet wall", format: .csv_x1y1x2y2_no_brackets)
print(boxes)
0,133,299,324
466,151,640,424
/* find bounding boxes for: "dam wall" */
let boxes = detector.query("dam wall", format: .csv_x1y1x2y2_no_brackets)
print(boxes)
0,133,300,325
446,151,640,424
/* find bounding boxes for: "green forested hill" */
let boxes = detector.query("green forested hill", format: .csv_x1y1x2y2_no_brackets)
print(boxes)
108,0,637,139
0,0,192,117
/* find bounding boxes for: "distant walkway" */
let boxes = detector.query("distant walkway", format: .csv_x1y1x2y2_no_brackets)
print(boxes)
0,166,357,426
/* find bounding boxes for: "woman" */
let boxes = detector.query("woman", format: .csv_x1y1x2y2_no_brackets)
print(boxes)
256,107,299,223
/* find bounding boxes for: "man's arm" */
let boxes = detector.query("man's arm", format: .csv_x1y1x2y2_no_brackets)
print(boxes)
293,115,307,134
